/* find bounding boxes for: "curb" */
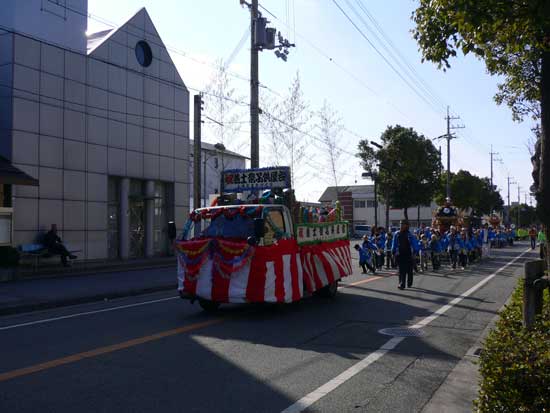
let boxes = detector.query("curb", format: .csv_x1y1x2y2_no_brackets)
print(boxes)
12,262,176,283
0,283,177,317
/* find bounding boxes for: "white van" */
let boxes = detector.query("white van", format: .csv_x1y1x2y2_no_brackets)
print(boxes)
353,224,372,239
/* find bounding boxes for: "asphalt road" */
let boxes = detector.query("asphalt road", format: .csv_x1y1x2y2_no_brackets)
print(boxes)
0,242,535,413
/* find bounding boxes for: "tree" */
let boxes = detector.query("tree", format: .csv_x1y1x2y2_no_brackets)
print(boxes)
435,170,504,215
203,59,246,155
262,71,311,188
315,99,346,191
357,125,442,221
412,0,550,266
510,203,540,227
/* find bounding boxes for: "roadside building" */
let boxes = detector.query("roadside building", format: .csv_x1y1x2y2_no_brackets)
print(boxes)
188,140,248,208
0,1,190,259
319,185,437,233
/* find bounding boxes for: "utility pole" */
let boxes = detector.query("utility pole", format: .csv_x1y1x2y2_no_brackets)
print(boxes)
507,175,516,226
373,175,378,229
193,94,203,211
489,145,502,190
250,0,259,168
517,185,521,227
241,0,294,169
436,106,464,200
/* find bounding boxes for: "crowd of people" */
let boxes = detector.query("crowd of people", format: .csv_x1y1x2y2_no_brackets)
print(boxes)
354,220,545,290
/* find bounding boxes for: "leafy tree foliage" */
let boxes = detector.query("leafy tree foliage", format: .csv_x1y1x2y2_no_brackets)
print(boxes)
357,125,442,220
435,170,504,216
509,203,540,227
412,0,549,122
412,0,550,264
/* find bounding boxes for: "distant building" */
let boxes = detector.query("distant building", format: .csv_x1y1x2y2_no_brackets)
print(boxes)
188,141,247,208
0,1,190,259
319,185,437,231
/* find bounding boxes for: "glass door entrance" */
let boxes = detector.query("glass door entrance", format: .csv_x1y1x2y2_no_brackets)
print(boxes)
129,180,145,258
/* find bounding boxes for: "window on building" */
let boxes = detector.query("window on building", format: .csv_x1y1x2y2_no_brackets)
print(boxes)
366,200,376,208
354,200,366,208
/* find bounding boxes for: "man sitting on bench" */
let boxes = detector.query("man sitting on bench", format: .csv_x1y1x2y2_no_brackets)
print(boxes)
44,224,77,267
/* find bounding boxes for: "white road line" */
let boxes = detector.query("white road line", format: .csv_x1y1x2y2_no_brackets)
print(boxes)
0,296,179,331
281,248,531,413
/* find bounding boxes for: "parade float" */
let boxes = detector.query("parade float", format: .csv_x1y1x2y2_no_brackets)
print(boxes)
175,167,352,311
432,198,461,232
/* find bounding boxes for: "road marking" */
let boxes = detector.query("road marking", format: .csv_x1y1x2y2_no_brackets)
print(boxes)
0,317,224,383
0,296,180,331
281,248,531,413
340,276,384,289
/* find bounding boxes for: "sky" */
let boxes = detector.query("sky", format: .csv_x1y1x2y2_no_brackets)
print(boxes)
86,0,537,205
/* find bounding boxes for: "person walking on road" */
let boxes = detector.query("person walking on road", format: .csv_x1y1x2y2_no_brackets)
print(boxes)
391,220,419,290
447,226,461,270
529,227,537,249
384,231,394,269
354,244,376,274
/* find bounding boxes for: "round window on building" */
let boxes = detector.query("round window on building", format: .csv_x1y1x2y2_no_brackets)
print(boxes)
135,40,153,67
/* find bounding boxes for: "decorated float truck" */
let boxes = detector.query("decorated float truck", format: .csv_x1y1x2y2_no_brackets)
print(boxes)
176,167,352,311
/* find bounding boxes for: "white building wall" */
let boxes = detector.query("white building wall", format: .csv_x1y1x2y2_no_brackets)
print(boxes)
347,185,436,228
188,149,247,208
6,8,190,259
0,0,88,53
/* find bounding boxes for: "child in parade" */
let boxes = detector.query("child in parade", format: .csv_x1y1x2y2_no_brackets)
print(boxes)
362,235,378,273
447,226,461,269
429,232,442,270
419,234,430,272
459,230,469,269
385,232,395,269
354,244,376,274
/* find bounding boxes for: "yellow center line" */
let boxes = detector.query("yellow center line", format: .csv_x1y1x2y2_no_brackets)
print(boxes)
1,274,390,383
0,317,225,383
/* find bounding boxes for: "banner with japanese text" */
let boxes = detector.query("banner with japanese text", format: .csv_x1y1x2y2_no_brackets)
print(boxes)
222,166,291,192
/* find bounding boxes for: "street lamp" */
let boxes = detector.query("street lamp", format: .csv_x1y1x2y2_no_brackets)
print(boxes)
362,170,379,228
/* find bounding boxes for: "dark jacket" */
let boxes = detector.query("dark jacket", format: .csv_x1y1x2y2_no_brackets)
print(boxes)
43,231,61,248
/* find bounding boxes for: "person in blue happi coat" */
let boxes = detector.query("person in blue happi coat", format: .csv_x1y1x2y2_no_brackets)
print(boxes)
446,226,463,269
354,243,376,274
392,220,420,289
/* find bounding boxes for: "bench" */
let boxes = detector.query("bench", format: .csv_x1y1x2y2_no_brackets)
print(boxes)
18,242,82,270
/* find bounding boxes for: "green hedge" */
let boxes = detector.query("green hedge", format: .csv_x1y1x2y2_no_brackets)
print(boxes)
474,280,550,412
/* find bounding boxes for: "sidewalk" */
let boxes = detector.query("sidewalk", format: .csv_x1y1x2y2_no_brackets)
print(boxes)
0,264,177,316
421,289,511,413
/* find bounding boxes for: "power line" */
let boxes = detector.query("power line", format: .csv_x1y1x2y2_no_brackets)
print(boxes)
252,1,411,120
6,4,367,166
331,0,445,116
352,0,447,113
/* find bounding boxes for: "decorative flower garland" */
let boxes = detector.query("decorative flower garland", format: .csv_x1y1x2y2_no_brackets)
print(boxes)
176,238,255,282
189,205,264,223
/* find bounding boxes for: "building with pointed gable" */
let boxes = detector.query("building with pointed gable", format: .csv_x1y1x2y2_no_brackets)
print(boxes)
0,0,190,259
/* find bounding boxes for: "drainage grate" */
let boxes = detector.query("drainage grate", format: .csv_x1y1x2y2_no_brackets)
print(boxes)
378,327,426,337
